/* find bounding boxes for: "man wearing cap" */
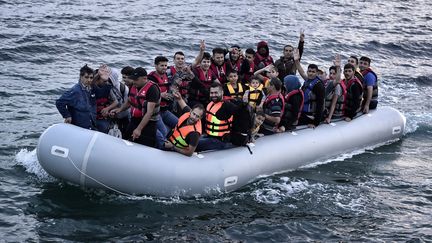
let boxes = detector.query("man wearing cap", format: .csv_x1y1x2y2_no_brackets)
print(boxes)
259,77,285,135
111,67,160,147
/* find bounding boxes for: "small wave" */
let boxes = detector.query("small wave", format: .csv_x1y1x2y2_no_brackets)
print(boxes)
411,76,432,86
0,91,13,98
14,148,51,180
404,112,432,134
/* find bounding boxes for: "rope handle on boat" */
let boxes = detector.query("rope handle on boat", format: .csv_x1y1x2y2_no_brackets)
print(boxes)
66,155,135,197
245,144,253,155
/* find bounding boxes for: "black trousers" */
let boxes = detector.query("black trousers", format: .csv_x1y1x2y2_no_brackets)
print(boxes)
124,117,157,148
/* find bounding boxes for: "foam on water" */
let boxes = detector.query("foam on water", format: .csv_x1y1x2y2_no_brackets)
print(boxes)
14,148,52,180
252,177,310,205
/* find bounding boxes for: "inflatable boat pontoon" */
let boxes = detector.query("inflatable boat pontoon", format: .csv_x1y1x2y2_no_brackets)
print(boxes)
37,106,405,197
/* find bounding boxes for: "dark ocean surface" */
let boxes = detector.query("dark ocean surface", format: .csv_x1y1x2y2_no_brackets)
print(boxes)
1,0,431,241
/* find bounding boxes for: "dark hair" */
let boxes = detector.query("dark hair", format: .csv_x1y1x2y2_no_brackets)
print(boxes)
228,69,238,75
154,56,169,65
245,48,255,55
344,63,355,71
192,103,205,112
270,77,282,91
80,64,93,76
349,55,359,65
210,81,223,90
329,66,337,73
250,75,261,83
307,64,319,71
284,44,294,50
360,56,371,64
121,66,134,75
173,51,185,59
255,110,265,117
202,52,211,60
212,47,226,55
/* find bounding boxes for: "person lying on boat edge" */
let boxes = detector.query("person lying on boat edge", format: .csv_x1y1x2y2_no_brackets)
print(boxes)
163,92,204,156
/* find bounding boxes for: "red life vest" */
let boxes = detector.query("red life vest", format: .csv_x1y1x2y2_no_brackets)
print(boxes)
230,58,242,72
242,61,255,84
210,62,228,84
254,53,274,67
148,71,170,108
129,81,157,118
189,67,214,103
169,112,202,149
169,66,177,76
264,93,285,118
284,89,304,120
343,77,363,115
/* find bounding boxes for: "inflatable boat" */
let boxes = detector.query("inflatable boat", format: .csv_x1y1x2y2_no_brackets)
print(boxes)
37,106,405,197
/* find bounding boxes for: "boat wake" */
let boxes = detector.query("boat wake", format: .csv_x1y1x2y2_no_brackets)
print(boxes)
14,148,52,181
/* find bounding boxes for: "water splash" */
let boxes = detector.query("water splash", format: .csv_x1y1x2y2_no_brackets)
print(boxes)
252,177,310,204
14,148,51,180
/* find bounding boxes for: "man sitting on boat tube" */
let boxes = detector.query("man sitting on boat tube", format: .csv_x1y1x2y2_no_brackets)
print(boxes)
197,82,239,152
163,92,204,156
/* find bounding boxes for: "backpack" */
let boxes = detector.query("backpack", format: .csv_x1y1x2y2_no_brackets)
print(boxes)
230,101,255,146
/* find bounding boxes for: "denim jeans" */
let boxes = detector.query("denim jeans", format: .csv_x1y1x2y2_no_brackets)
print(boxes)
196,135,233,152
95,119,111,134
155,110,179,149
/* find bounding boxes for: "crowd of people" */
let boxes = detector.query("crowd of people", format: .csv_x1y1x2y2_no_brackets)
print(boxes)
56,32,379,156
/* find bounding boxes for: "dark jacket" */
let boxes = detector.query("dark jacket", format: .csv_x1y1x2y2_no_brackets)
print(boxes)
274,40,304,80
56,81,97,129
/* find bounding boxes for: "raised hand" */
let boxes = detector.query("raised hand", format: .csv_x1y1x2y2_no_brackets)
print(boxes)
299,28,305,42
333,54,341,67
265,63,275,72
98,64,111,81
293,48,300,61
199,40,205,52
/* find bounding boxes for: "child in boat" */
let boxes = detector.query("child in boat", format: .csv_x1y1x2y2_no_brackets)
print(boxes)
251,110,265,142
243,76,266,110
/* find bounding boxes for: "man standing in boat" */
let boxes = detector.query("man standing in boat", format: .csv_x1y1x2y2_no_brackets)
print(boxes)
56,64,97,130
110,67,160,147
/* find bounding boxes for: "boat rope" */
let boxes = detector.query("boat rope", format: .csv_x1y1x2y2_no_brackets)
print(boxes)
66,155,135,197
245,144,253,155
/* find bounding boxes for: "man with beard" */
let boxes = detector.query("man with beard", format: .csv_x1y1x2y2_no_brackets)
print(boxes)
196,82,239,152
274,30,305,80
341,63,363,121
210,47,232,84
163,92,204,157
